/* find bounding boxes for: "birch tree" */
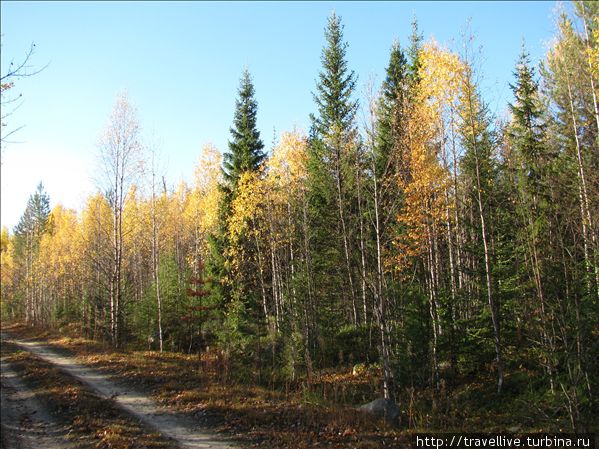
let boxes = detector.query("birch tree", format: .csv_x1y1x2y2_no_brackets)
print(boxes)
97,92,143,347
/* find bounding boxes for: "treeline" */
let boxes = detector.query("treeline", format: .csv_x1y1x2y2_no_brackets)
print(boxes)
2,3,598,430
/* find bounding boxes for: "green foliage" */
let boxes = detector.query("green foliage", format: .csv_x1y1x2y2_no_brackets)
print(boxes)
311,12,358,140
222,70,265,189
13,182,51,255
508,48,549,200
375,42,409,181
334,324,377,365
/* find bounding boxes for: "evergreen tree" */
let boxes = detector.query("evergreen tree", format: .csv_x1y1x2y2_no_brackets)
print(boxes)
210,70,266,365
222,70,265,190
509,48,548,198
302,12,365,370
375,42,409,180
13,182,51,324
407,17,423,85
369,41,411,400
311,12,358,140
210,69,265,308
514,42,596,426
458,63,503,392
507,47,553,325
14,182,51,239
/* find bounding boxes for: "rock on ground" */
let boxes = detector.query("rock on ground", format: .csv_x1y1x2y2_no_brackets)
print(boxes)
358,397,400,424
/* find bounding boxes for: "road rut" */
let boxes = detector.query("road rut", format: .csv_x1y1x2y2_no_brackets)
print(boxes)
0,333,238,449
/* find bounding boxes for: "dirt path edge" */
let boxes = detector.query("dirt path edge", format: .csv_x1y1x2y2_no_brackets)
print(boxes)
0,332,239,449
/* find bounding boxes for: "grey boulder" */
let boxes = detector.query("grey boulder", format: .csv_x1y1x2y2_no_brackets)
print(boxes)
358,397,400,424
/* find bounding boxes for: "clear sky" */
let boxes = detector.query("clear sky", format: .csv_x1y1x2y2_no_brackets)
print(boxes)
1,1,561,230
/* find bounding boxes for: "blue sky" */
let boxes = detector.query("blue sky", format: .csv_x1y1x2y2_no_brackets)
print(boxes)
1,1,560,230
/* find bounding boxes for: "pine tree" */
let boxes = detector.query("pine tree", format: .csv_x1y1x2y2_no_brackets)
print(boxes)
222,70,265,190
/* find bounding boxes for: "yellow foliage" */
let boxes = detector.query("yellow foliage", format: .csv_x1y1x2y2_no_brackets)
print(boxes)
1,227,15,296
80,193,113,266
265,130,309,248
589,21,599,81
267,130,309,193
228,171,265,244
226,130,308,284
393,43,461,272
38,205,84,298
186,144,223,239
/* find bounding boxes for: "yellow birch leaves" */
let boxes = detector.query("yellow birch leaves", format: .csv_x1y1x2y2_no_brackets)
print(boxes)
394,42,465,271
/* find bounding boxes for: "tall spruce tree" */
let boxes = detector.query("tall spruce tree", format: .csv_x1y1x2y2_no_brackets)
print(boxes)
458,62,504,393
507,48,553,356
508,49,553,319
407,17,423,86
210,69,265,306
375,42,409,179
211,70,266,363
222,70,265,190
369,42,411,401
14,182,51,240
304,11,363,369
509,49,548,199
311,13,358,140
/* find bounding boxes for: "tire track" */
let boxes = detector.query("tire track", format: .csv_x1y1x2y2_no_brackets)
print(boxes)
1,358,83,449
0,332,239,449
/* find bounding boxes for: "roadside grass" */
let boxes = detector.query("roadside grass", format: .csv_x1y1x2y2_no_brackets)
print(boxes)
1,339,176,449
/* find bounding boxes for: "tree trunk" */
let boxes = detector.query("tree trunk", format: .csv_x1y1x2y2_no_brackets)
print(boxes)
566,76,599,298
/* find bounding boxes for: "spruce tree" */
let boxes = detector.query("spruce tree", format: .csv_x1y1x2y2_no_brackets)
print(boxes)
13,182,51,324
222,69,265,189
306,11,363,366
407,17,423,85
375,42,409,180
212,70,265,361
508,48,548,198
14,183,51,237
458,65,503,392
210,69,265,308
508,46,585,403
311,12,358,140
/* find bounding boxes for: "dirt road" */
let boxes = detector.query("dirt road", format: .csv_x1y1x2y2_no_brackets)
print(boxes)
1,358,84,449
0,332,238,449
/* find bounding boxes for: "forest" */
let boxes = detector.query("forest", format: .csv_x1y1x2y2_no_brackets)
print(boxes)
1,1,598,434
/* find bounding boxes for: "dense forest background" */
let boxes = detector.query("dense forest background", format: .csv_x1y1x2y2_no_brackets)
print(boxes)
2,2,597,431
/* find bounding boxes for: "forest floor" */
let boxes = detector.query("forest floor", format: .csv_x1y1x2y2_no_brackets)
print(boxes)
0,322,584,449
0,323,403,449
0,335,178,449
1,330,238,449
